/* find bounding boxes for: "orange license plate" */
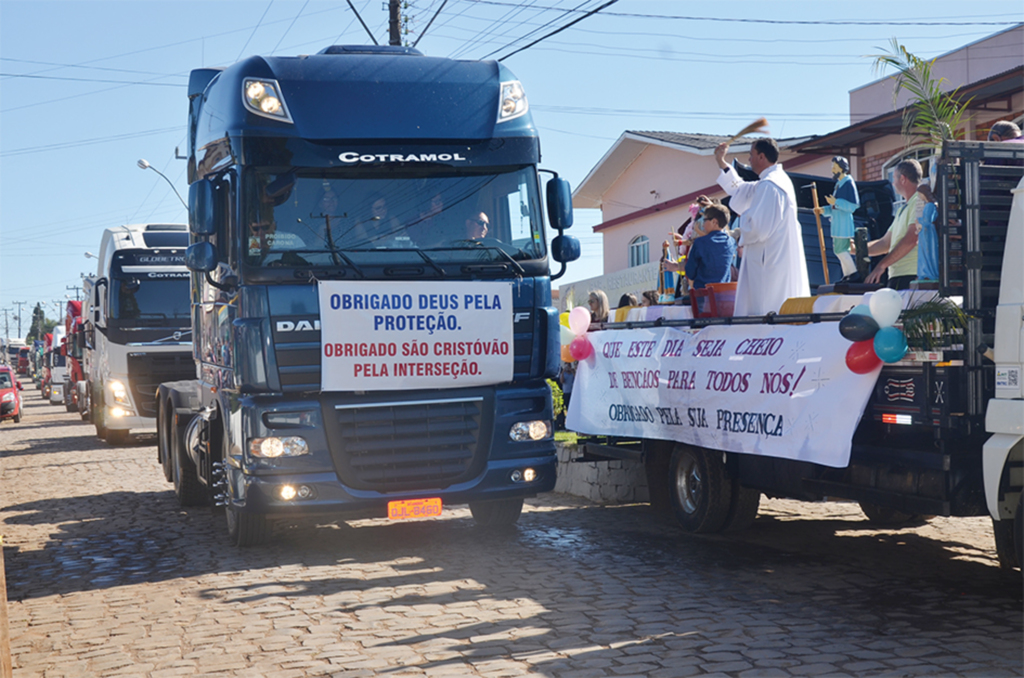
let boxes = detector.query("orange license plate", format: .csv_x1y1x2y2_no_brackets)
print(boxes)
388,497,442,520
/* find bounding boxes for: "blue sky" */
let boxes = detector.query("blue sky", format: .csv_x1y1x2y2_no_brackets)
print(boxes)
1,0,1020,334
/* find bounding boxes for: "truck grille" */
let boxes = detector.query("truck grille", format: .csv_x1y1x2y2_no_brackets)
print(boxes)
126,352,194,417
323,396,484,492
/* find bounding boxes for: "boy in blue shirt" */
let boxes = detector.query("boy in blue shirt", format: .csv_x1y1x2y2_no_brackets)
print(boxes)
684,204,736,290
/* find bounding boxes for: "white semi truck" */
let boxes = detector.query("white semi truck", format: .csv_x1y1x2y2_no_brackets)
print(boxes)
81,224,195,444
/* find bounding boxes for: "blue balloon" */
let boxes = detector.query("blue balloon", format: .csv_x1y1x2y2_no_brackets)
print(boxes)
873,326,908,363
849,304,873,317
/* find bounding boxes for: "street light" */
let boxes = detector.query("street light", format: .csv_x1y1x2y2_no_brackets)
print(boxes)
84,252,98,260
137,158,187,209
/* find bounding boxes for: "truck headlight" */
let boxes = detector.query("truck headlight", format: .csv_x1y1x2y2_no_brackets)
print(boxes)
243,78,293,123
498,80,528,122
509,420,551,442
109,380,131,406
250,436,309,458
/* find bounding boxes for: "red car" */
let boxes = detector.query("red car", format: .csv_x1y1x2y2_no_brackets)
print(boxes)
0,365,24,423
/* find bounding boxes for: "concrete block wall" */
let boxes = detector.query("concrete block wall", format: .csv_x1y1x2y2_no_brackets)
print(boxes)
553,442,650,504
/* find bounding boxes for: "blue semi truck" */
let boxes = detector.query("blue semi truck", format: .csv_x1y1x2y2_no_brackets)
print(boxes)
155,45,580,545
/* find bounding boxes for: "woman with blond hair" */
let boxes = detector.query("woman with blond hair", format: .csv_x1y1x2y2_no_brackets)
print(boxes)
587,290,609,323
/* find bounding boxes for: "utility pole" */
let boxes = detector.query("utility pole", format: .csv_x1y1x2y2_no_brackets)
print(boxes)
1,309,9,347
52,300,64,320
12,301,26,338
66,285,82,301
389,0,401,46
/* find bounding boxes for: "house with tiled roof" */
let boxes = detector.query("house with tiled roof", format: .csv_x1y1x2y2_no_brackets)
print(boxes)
561,25,1023,310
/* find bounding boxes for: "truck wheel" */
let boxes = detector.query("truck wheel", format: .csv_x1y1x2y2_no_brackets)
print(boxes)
226,505,269,547
92,393,108,440
172,424,207,506
859,502,919,525
157,402,174,482
469,497,524,528
1016,495,1023,571
106,429,130,445
78,384,90,421
722,484,761,533
669,445,732,534
643,439,674,514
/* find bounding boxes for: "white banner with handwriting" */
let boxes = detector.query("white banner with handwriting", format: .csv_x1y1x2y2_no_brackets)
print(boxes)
318,281,513,391
566,323,881,468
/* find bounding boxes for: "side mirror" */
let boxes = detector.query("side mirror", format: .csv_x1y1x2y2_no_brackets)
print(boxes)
93,277,107,326
551,234,581,263
546,177,574,231
189,179,217,236
18,382,24,391
186,242,218,272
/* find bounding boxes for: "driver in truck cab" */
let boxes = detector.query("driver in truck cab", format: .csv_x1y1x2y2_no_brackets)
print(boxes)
465,210,490,240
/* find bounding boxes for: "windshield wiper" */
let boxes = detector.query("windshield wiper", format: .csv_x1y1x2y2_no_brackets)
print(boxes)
460,243,526,277
268,249,366,278
410,248,446,277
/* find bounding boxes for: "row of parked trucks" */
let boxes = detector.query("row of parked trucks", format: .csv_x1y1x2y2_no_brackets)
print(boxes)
54,43,1022,568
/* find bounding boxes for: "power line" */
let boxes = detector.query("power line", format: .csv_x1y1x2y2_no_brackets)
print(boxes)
346,0,379,45
271,0,310,54
412,0,450,47
465,2,1023,26
496,0,619,61
236,0,276,61
477,0,594,60
1,127,183,158
0,57,187,79
0,72,182,86
451,0,553,60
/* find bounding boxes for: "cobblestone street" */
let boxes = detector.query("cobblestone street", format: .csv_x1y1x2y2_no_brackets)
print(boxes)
2,394,1022,677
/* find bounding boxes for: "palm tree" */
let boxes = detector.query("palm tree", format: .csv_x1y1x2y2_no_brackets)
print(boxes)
871,38,972,148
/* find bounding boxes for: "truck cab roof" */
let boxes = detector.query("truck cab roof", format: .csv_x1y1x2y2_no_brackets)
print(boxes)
190,46,536,147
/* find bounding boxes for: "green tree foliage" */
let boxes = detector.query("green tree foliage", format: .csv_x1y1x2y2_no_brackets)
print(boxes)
26,303,58,343
871,38,972,148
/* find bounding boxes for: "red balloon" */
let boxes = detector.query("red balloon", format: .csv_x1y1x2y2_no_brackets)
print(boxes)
845,339,881,374
569,335,593,361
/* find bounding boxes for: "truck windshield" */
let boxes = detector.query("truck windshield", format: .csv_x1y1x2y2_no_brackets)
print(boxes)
243,167,546,267
110,276,191,321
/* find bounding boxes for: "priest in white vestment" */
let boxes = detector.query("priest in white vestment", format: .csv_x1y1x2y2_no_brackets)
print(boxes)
714,139,810,316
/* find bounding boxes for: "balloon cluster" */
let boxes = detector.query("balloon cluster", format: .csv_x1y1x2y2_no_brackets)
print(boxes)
560,306,594,362
839,288,908,374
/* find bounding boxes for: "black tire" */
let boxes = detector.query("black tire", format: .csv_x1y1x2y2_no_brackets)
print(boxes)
172,423,207,506
722,484,761,533
669,445,732,533
226,504,269,547
12,410,21,424
643,439,674,515
859,502,919,525
469,497,524,527
93,391,108,440
106,429,130,445
1016,494,1024,571
157,402,174,483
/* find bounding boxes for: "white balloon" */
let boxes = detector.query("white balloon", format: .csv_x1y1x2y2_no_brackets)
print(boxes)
868,288,903,327
568,306,591,335
559,325,575,346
